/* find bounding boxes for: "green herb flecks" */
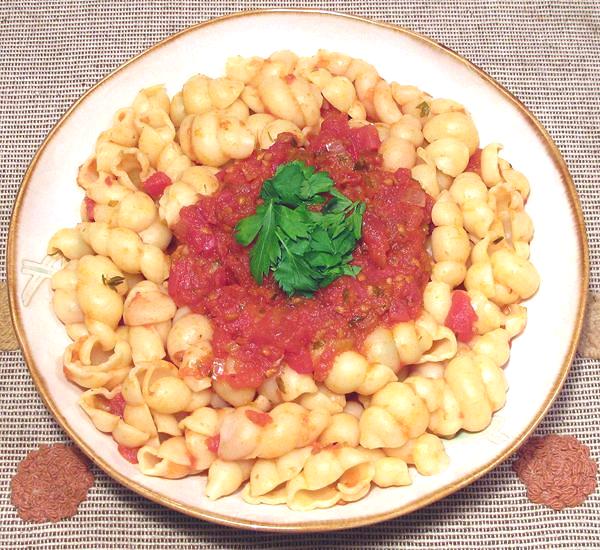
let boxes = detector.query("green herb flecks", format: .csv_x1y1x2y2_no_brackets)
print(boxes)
416,101,430,117
102,274,125,291
235,161,365,297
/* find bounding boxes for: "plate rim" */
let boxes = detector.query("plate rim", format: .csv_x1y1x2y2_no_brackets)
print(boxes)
6,8,589,532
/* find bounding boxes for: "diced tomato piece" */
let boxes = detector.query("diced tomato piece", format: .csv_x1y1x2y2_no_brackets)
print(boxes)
245,410,273,427
117,444,139,464
466,149,482,174
84,197,95,221
205,434,220,454
398,177,427,207
142,171,172,199
107,392,126,418
445,290,478,343
319,111,350,138
348,124,381,158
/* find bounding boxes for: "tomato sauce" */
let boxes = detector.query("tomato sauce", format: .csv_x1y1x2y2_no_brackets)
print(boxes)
168,111,434,389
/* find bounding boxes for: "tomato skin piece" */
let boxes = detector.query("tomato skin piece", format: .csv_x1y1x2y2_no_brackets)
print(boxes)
84,197,96,221
465,149,482,175
205,434,220,454
445,290,478,343
107,392,126,418
245,410,273,426
117,444,139,464
143,171,172,199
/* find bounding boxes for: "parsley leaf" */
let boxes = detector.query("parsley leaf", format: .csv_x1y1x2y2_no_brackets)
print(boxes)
323,188,353,213
261,161,334,207
277,205,311,240
350,202,366,239
248,201,279,283
235,209,264,246
274,230,319,296
234,160,366,296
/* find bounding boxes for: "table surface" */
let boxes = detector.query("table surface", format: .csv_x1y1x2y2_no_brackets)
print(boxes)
1,1,599,548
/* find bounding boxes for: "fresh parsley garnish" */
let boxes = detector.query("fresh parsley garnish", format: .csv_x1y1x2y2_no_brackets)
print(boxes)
235,161,365,297
102,274,125,291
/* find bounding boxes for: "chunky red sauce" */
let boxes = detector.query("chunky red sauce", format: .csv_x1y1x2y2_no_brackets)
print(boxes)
168,111,434,389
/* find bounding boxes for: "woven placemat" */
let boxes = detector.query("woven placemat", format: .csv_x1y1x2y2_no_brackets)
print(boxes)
1,1,599,548
0,282,18,351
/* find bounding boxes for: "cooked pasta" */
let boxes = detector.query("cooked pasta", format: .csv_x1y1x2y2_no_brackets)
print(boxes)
48,48,539,510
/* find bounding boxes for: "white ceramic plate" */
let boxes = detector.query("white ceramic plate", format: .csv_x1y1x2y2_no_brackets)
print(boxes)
8,9,588,531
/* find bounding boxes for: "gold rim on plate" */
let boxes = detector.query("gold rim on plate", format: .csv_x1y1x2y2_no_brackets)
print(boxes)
6,8,589,532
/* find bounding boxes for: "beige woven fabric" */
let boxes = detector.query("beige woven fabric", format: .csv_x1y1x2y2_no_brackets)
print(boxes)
1,1,599,548
579,293,600,360
0,282,18,350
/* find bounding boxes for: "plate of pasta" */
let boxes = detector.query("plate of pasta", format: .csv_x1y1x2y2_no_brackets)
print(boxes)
7,9,587,531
